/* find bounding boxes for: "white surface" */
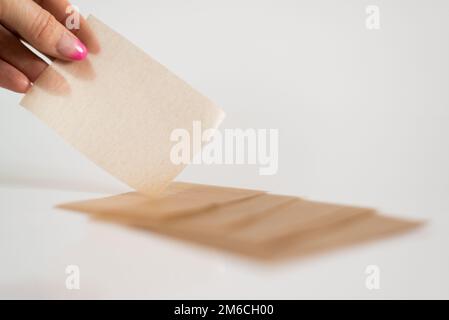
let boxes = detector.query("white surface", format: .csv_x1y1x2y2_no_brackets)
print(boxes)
1,0,449,299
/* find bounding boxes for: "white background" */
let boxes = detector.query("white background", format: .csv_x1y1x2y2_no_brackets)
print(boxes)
0,0,448,298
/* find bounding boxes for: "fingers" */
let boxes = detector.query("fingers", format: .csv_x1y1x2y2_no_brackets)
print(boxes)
0,24,47,82
0,58,31,93
35,0,100,53
0,0,96,94
0,0,88,61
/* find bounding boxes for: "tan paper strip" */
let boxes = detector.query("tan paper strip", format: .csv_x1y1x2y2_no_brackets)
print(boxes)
88,210,420,260
20,16,224,195
267,214,422,259
58,182,264,219
165,193,298,232
228,199,374,244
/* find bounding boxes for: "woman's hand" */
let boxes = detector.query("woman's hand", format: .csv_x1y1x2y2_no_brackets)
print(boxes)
0,0,94,93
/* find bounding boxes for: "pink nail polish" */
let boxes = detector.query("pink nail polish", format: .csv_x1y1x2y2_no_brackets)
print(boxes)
57,32,88,60
70,39,88,60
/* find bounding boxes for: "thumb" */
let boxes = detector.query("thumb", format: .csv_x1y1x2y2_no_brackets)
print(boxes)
0,0,87,61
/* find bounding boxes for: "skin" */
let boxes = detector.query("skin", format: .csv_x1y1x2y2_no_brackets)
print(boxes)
0,0,98,93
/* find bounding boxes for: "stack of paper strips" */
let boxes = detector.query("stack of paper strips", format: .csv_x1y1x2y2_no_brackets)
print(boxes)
59,182,422,261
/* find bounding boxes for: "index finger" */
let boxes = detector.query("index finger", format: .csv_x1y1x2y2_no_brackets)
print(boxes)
35,0,100,54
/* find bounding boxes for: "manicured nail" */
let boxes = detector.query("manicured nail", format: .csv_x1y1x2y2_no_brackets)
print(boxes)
57,32,88,60
10,73,31,93
18,77,32,93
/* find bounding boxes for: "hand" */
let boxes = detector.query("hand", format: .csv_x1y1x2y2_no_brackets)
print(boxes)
0,0,96,93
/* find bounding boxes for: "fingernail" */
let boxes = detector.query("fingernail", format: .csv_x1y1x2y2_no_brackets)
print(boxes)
16,76,31,93
57,32,88,60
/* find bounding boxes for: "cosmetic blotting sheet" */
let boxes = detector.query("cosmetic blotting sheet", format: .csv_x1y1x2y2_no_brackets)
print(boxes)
20,16,225,195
